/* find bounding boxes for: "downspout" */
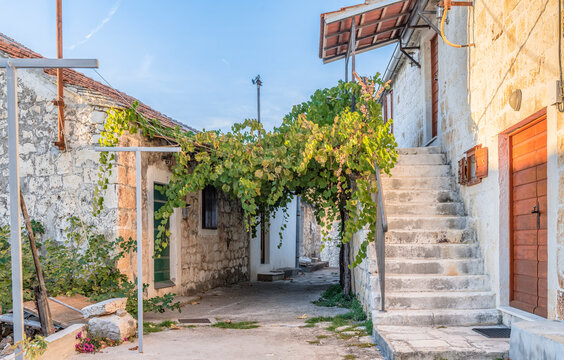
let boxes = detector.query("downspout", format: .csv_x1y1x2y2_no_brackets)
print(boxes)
295,196,301,268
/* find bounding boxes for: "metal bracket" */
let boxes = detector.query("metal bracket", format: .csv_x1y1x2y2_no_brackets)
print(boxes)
399,44,421,68
416,10,442,35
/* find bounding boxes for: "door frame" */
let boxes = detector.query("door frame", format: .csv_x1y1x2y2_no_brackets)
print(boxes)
498,107,558,318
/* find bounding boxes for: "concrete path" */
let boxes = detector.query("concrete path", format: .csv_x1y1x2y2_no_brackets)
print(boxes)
70,268,383,360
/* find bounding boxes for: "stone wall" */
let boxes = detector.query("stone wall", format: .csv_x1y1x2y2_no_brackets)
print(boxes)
0,59,250,300
351,229,375,314
0,63,119,243
114,133,250,298
466,0,563,320
300,202,340,267
387,1,564,319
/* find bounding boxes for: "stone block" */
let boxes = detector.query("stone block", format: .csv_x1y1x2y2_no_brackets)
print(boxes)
510,319,564,360
82,298,127,318
87,313,136,342
117,185,136,209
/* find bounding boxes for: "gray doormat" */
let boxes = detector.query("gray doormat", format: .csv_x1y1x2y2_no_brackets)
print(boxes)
178,318,212,324
472,327,511,338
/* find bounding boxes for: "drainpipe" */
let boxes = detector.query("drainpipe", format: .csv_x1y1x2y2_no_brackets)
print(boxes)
295,196,301,268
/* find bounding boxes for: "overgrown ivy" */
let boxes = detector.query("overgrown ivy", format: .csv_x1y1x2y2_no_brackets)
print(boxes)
93,74,397,266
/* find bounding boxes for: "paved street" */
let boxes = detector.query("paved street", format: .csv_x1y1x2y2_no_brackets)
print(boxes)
71,268,383,360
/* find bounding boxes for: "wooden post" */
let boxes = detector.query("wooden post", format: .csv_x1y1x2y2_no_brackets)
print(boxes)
20,192,54,336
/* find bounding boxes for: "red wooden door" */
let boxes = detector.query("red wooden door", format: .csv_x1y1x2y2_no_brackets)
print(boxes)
509,116,547,317
431,35,438,138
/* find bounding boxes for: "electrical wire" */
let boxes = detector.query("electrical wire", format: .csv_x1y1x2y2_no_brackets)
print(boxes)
440,5,474,48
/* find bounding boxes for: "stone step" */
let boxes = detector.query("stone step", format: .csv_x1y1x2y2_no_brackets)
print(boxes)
385,258,483,275
388,216,467,230
397,153,446,165
371,308,501,326
381,176,453,190
385,229,475,244
382,291,496,310
384,274,490,291
385,202,465,216
397,146,442,155
385,243,479,259
384,190,459,203
257,271,285,282
390,164,450,177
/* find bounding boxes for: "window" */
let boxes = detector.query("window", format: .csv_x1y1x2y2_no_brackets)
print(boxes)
202,185,218,229
153,183,171,285
458,145,488,186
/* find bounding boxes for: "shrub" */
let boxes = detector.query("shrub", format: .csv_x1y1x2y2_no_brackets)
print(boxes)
0,217,181,317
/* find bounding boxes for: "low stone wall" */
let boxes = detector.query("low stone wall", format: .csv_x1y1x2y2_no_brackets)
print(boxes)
351,229,375,314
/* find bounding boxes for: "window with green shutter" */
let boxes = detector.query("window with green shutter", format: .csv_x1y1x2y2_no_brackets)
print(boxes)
154,183,171,286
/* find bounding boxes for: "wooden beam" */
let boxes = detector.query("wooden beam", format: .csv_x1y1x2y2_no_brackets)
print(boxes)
325,12,408,39
323,25,404,52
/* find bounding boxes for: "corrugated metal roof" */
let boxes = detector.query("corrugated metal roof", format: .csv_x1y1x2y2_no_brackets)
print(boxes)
319,0,417,63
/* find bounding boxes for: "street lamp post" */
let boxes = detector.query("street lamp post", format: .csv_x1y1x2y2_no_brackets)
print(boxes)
251,75,262,123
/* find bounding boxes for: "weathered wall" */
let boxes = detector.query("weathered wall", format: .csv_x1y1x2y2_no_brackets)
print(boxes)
351,229,375,314
466,0,563,319
389,36,427,148
0,63,118,243
389,1,564,319
250,197,297,280
115,133,249,297
0,58,250,299
300,203,340,267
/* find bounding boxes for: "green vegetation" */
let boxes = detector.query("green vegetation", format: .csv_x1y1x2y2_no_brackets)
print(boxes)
0,217,181,316
308,284,373,336
94,75,396,271
211,321,260,329
143,320,178,334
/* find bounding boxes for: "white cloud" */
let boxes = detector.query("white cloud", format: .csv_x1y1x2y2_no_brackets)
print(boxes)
69,0,122,50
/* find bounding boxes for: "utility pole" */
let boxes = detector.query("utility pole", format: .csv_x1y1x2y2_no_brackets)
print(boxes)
251,75,262,123
54,0,66,150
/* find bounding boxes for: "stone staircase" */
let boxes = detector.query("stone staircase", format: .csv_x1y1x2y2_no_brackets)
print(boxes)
372,146,500,327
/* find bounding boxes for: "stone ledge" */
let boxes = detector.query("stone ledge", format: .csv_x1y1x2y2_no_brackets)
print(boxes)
373,325,509,360
509,319,564,360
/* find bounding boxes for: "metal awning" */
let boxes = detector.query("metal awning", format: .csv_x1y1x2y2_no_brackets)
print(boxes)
319,0,417,63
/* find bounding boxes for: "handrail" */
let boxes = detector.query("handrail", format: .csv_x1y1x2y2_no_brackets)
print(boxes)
374,163,388,312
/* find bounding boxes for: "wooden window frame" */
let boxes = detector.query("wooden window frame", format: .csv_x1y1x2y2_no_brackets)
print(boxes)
458,144,488,186
201,185,218,230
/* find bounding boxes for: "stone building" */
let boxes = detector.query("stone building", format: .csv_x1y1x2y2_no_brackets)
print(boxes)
319,0,564,358
0,33,249,298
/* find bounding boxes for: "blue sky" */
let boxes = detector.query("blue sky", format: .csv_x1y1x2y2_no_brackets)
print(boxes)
0,0,394,131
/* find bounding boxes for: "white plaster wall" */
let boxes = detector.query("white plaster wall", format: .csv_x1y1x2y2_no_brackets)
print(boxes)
386,1,564,319
250,197,297,280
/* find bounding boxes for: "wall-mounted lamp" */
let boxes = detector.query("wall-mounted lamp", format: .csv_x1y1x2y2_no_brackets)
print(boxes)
182,203,191,219
509,89,522,111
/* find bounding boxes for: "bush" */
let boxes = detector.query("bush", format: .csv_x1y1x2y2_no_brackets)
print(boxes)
0,217,181,317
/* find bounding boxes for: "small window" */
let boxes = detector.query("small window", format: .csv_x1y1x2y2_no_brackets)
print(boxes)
458,145,488,186
202,185,218,229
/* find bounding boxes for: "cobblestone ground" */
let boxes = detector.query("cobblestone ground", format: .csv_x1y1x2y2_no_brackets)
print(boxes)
71,268,383,360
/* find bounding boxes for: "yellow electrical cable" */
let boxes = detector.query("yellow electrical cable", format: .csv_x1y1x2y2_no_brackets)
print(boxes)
440,6,474,48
